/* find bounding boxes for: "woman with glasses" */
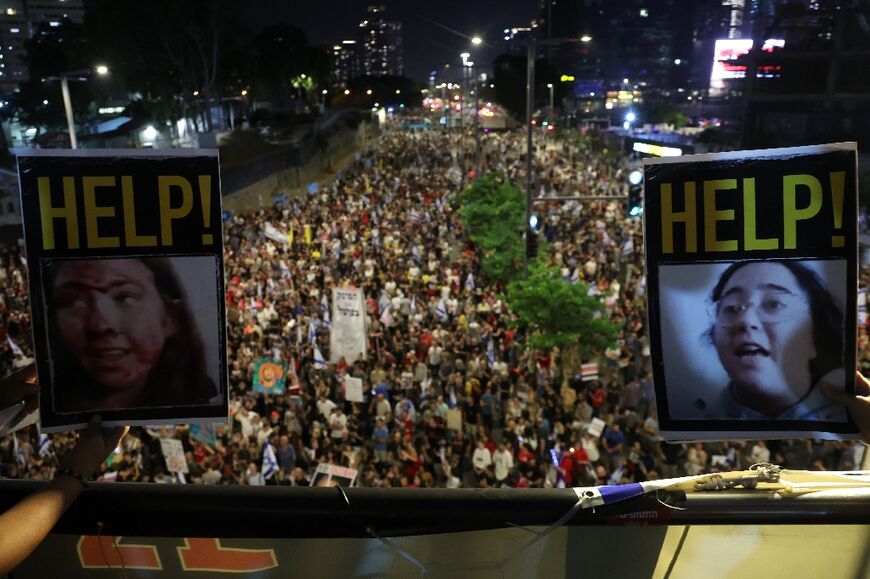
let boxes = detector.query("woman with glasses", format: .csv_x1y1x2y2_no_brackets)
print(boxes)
706,260,846,421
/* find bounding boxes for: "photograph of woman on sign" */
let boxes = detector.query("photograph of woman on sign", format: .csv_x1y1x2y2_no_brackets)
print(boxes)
43,256,222,413
657,259,848,422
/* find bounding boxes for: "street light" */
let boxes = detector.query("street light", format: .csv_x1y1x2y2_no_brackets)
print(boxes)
44,65,109,149
547,83,554,121
471,36,482,46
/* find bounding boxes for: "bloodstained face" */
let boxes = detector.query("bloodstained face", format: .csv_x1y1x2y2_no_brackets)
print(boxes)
53,259,177,396
712,262,816,415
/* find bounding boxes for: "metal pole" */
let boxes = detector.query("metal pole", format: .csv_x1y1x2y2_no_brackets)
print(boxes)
524,40,534,277
474,65,480,177
60,77,77,149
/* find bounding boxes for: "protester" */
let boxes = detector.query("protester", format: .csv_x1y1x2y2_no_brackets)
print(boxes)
1,125,866,492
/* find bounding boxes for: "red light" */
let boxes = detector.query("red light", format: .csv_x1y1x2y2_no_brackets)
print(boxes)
531,120,537,125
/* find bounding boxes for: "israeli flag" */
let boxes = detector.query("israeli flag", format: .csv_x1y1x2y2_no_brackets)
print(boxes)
570,268,580,284
313,346,327,370
378,292,390,317
38,433,52,457
321,294,331,328
436,298,448,321
6,335,23,357
465,273,475,291
486,336,496,366
308,322,317,345
13,435,25,467
262,442,278,480
380,302,393,328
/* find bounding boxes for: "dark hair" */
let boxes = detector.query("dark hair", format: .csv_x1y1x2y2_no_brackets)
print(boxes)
709,260,843,385
46,257,217,412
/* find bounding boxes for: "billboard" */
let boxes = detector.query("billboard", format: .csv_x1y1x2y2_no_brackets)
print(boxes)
709,38,784,93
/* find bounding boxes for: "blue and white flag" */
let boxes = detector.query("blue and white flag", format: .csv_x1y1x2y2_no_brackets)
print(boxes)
570,268,580,284
308,322,317,345
313,346,327,370
262,442,278,480
321,294,331,328
436,298,448,321
378,292,390,317
409,209,422,224
6,335,23,357
464,273,475,291
38,433,52,457
860,288,867,325
486,336,496,366
13,435,26,467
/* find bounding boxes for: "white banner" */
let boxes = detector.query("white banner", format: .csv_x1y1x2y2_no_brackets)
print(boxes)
159,438,189,474
330,287,367,364
344,376,364,403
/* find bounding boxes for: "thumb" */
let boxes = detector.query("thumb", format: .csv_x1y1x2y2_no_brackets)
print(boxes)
821,383,860,406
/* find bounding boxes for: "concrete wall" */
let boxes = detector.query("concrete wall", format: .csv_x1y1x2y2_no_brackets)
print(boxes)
221,120,377,214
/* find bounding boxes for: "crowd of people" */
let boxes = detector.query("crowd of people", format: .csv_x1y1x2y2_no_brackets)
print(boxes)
1,122,868,489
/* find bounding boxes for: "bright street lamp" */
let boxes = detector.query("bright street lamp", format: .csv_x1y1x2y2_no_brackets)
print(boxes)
547,83,554,119
44,65,109,149
471,36,482,46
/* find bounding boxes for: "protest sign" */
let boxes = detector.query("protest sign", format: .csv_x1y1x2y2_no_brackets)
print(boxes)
311,463,358,487
252,358,287,395
580,363,599,382
587,417,606,438
446,408,463,432
329,287,366,363
644,143,859,440
159,438,189,474
344,376,364,403
18,150,228,432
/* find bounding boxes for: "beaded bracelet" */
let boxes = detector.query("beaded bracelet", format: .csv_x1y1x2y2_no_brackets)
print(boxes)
56,467,88,486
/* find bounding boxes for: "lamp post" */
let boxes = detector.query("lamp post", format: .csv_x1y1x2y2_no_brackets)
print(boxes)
547,83,554,121
44,66,108,149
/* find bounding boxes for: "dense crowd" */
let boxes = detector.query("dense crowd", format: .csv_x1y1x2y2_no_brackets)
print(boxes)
1,123,867,488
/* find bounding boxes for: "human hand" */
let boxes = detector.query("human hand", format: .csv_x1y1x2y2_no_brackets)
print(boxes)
60,416,128,479
0,364,38,409
822,372,870,444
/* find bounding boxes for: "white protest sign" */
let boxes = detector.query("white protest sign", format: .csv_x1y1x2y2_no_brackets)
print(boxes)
587,417,606,439
330,287,367,363
345,376,364,403
159,438,189,474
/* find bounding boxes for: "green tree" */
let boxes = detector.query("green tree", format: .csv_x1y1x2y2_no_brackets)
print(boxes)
505,258,620,380
455,173,524,283
505,259,619,352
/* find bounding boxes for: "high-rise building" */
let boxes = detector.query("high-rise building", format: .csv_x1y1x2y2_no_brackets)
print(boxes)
0,0,84,94
331,40,360,88
359,5,403,77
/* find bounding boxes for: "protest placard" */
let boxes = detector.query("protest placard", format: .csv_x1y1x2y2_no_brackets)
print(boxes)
330,287,366,363
644,143,859,440
159,437,189,474
252,358,287,395
580,362,599,382
446,408,463,432
18,150,228,432
344,376,364,403
587,417,606,438
311,463,358,487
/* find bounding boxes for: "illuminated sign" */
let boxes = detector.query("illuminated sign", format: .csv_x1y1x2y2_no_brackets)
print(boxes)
560,74,575,82
710,38,784,92
632,142,682,157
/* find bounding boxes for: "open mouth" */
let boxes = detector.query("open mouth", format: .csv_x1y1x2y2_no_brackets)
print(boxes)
89,348,129,361
735,344,770,357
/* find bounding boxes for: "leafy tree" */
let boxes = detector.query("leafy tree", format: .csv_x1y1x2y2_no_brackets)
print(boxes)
505,259,619,352
505,258,620,379
455,173,524,283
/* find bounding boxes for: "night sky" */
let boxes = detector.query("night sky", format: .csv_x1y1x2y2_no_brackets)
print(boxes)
245,0,537,83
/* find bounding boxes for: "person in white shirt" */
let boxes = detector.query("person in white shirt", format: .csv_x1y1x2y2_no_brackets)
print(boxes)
492,441,514,485
471,440,492,478
317,394,337,420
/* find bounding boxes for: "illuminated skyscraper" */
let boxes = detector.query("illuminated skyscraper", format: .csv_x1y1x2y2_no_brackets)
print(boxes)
359,5,403,77
0,0,84,94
